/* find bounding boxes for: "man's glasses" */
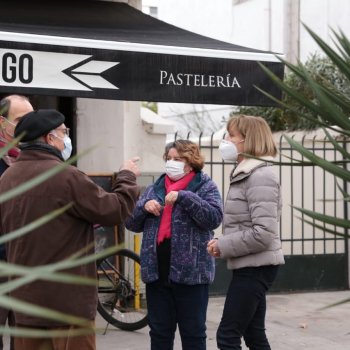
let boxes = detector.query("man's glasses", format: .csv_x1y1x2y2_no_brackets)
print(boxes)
55,128,70,137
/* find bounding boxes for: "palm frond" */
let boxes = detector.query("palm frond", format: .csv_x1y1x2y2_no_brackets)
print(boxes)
0,294,89,326
319,298,350,310
0,146,95,204
300,217,348,238
0,244,122,295
284,135,350,181
0,326,94,338
303,24,350,80
292,205,350,229
0,204,72,245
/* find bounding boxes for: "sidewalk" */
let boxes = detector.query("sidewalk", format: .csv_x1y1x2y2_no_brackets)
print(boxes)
96,290,350,350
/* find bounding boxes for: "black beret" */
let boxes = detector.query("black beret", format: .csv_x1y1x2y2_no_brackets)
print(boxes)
14,109,65,142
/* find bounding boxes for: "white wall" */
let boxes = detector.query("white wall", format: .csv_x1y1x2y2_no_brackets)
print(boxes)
123,104,173,173
299,0,350,61
158,0,234,44
230,0,284,53
76,99,126,173
230,0,350,61
159,0,350,62
76,99,171,174
159,0,284,53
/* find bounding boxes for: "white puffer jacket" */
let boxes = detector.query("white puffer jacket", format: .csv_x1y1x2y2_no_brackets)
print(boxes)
217,157,285,270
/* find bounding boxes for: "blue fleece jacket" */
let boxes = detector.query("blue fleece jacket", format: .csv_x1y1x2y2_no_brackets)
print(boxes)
125,171,223,285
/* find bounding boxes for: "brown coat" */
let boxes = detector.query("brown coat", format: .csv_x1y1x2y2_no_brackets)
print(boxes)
0,149,140,327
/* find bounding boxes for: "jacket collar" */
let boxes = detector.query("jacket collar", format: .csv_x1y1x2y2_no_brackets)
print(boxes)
19,141,64,161
231,156,274,183
153,171,205,202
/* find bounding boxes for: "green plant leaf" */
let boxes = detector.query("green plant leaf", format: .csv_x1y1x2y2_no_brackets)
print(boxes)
321,128,350,159
335,180,349,200
0,325,94,338
0,134,23,159
0,146,95,204
303,24,350,80
0,262,97,289
300,217,348,238
298,64,350,129
319,298,350,310
284,135,350,181
317,83,350,114
0,294,89,326
292,205,350,228
0,244,122,295
258,62,327,116
255,65,350,137
0,203,73,245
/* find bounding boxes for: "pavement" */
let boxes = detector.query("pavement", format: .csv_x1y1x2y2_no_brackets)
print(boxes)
2,290,349,349
95,290,350,350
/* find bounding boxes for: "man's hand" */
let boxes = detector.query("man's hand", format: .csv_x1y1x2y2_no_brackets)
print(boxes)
120,156,141,176
144,200,163,216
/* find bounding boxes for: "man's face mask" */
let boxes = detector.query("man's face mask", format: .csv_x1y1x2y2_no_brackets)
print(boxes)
50,132,73,161
1,117,16,138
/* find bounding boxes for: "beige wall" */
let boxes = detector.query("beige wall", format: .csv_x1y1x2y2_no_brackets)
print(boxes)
76,99,128,173
76,99,173,174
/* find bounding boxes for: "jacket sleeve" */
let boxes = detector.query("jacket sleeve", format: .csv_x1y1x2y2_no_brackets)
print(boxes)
68,169,140,226
124,185,155,233
218,174,281,259
176,180,223,231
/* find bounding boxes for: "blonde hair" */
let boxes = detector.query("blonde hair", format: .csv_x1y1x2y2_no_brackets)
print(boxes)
227,115,277,157
163,140,205,171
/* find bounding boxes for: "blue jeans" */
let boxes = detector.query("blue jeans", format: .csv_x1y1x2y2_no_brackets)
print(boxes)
217,265,279,350
146,281,209,350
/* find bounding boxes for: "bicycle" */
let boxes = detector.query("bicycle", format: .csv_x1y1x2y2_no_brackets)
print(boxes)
97,248,148,331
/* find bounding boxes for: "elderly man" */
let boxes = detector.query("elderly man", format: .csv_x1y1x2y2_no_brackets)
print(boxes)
0,94,33,174
0,94,33,350
0,109,140,350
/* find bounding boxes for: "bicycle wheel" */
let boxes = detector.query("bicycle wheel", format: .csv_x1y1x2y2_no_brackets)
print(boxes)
97,249,148,331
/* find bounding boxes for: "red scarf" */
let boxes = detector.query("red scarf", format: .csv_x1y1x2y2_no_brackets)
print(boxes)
157,171,196,245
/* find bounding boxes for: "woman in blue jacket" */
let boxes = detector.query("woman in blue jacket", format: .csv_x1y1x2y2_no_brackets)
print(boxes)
125,140,223,350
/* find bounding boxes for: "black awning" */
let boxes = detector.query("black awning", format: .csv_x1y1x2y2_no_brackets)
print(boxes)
0,0,284,106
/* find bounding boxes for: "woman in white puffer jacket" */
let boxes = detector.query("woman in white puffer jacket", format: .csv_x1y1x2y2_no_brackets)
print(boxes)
207,115,284,350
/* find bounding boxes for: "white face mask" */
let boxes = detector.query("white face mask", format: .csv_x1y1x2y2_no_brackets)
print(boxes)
61,134,72,161
219,139,239,162
165,160,186,181
50,133,72,161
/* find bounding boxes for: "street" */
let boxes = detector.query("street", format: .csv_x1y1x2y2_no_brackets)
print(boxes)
96,290,350,349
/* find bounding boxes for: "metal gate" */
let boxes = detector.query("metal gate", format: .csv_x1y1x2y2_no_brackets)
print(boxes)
185,131,349,294
134,131,349,294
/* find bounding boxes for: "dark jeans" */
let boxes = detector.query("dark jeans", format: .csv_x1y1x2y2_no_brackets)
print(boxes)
146,281,209,350
217,265,279,350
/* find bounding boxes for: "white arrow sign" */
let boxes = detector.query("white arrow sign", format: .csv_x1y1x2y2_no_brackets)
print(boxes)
0,49,119,91
71,60,120,89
